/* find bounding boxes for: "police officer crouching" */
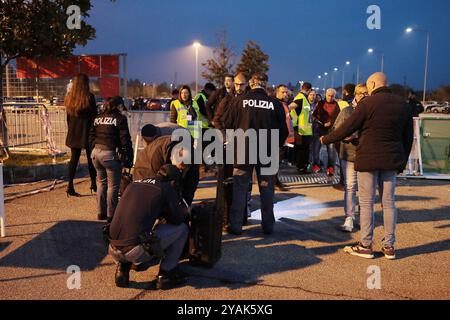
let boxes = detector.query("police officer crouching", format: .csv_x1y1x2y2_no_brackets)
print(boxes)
108,164,190,289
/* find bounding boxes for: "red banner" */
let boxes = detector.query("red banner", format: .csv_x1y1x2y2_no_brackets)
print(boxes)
100,55,119,75
16,55,120,79
80,56,100,77
99,77,120,98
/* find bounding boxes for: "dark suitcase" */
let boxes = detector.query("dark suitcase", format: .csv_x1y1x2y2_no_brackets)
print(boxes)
189,201,222,268
216,164,234,229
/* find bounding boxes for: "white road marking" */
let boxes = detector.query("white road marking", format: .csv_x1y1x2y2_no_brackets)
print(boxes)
250,196,328,221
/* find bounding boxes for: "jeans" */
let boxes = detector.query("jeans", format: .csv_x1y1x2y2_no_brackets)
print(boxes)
229,165,275,234
91,148,122,218
342,160,358,219
358,171,398,248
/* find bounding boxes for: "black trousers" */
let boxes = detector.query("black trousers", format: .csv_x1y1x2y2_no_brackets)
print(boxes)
68,147,96,188
294,135,312,170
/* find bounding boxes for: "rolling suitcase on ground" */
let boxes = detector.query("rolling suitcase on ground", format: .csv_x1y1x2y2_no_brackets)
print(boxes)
189,201,222,268
216,163,234,230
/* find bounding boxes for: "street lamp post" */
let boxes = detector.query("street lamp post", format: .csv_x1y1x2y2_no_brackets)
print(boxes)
331,68,338,88
406,27,430,103
368,48,385,73
193,42,201,94
323,72,328,91
356,64,360,84
342,61,351,97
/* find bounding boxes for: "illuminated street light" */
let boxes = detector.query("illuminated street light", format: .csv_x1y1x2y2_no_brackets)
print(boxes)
331,68,339,88
193,42,201,93
405,26,430,103
368,48,384,72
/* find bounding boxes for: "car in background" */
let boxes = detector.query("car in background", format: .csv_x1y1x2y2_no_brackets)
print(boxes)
147,98,163,111
429,102,450,114
424,101,439,113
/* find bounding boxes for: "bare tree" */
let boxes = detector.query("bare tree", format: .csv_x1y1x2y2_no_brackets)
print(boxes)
201,29,236,87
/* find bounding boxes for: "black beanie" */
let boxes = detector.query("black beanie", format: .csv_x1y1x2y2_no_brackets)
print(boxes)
141,124,161,138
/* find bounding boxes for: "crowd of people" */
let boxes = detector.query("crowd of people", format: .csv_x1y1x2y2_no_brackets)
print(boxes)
64,69,415,289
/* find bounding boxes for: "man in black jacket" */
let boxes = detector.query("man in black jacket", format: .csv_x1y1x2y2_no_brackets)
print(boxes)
321,72,414,260
206,74,234,122
109,164,190,289
224,73,289,235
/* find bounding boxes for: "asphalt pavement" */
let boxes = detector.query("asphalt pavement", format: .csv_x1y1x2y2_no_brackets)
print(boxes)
0,170,449,300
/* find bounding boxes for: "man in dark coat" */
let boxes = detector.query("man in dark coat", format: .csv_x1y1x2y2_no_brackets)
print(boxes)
321,72,414,260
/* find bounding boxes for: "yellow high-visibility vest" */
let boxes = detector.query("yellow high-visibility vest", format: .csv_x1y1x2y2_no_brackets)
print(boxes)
338,100,350,110
173,100,202,139
293,93,312,136
193,92,210,128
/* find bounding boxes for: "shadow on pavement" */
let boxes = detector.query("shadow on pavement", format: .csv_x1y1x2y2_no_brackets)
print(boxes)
0,241,12,254
396,239,450,259
182,214,352,290
0,220,108,271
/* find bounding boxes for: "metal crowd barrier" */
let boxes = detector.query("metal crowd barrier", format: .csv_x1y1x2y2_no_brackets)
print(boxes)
2,103,68,154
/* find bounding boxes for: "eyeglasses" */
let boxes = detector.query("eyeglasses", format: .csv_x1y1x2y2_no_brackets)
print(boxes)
235,83,247,87
356,92,368,96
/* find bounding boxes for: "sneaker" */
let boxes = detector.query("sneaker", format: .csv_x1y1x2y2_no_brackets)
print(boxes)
340,217,354,232
381,246,396,260
312,164,321,174
115,262,131,288
326,167,334,176
343,242,374,259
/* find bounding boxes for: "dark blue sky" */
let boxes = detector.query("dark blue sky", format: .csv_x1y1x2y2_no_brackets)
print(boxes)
76,0,450,90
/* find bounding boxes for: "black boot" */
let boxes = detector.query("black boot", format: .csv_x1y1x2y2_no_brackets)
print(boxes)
115,262,131,288
66,184,81,197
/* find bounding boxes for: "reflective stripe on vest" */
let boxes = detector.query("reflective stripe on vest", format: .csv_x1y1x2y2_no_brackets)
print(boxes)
193,93,210,128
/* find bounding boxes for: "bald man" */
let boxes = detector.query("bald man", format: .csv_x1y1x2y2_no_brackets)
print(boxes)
321,72,413,260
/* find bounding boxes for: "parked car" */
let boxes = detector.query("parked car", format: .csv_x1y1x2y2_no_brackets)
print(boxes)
429,102,450,114
424,101,439,113
147,98,162,111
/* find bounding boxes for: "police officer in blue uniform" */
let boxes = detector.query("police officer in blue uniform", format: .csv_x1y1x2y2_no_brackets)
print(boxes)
89,96,133,222
223,73,289,235
109,164,190,289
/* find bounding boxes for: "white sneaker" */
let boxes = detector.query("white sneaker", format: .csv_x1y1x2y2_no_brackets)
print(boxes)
341,217,354,232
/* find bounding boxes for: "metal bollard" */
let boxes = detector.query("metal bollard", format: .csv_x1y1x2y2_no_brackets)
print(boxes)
0,162,6,237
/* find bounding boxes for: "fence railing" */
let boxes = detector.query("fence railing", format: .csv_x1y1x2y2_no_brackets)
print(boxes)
2,103,68,154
